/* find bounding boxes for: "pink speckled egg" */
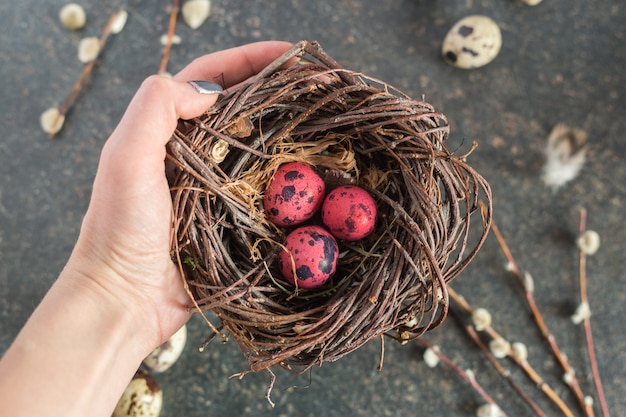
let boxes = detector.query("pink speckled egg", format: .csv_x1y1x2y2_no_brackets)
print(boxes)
279,225,339,289
321,185,377,241
263,162,325,227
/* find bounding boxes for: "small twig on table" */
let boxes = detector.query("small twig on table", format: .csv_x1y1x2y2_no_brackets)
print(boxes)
48,10,123,139
415,337,507,417
378,334,385,371
462,323,548,417
264,368,277,408
158,0,180,75
576,208,610,417
489,218,593,416
449,288,568,417
229,368,277,408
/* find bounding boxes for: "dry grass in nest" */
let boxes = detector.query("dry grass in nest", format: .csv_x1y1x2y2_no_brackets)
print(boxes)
166,40,492,374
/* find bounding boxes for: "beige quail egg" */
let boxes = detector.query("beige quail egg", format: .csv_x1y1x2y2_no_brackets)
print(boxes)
442,15,502,69
142,324,187,373
113,370,162,417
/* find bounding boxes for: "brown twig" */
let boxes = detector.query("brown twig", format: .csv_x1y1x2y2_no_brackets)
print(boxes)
415,337,507,416
158,0,180,74
449,288,569,417
463,324,547,417
48,10,123,138
577,208,610,417
489,217,593,416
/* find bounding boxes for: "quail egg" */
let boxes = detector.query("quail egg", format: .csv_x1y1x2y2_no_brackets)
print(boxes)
442,15,502,69
113,370,162,417
142,324,187,373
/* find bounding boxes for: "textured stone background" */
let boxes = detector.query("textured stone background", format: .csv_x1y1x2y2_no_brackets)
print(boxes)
1,1,624,416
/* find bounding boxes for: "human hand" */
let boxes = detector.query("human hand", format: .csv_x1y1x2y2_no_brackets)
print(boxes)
0,41,295,417
63,41,294,353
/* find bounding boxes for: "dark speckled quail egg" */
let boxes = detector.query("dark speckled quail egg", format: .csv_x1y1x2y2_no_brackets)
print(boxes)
113,369,162,417
442,15,502,69
279,225,339,289
321,185,377,241
263,162,326,227
142,324,187,373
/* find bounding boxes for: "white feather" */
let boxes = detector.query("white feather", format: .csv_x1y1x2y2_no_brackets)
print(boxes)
541,124,587,190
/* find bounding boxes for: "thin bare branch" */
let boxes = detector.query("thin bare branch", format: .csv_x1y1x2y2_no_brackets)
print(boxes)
415,337,507,417
48,10,123,138
489,217,592,416
449,288,569,417
158,0,180,74
577,208,610,417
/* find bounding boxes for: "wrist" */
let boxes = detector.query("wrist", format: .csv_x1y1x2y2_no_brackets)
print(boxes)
0,265,151,417
58,258,161,358
61,240,192,352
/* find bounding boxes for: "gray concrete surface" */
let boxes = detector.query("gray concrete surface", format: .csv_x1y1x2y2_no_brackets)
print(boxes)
1,0,624,416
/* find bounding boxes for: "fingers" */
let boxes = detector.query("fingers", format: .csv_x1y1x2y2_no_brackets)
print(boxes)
104,75,220,163
100,41,294,177
173,40,293,87
105,41,293,160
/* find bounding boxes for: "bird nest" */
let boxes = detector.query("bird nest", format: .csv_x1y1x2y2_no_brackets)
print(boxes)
167,40,492,374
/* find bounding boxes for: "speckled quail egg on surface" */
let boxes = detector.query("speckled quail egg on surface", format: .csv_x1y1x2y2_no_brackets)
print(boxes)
142,324,187,373
113,370,162,417
442,15,502,69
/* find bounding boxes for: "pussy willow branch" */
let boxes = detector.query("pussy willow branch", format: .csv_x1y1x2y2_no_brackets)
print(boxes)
449,288,572,417
158,0,180,74
577,208,610,417
415,337,507,416
49,10,122,138
489,217,592,416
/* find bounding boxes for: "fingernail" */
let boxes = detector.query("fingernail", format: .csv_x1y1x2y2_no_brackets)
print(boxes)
188,80,223,95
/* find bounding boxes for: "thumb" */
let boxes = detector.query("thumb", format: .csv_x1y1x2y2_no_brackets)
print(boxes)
105,75,222,160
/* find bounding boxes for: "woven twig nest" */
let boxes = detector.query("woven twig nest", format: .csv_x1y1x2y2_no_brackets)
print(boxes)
167,40,492,374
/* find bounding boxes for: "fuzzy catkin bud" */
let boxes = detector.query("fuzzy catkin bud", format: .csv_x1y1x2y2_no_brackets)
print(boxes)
210,139,230,163
465,368,475,381
512,342,528,362
577,230,600,255
476,403,502,417
563,370,575,385
571,302,591,324
160,34,182,46
110,10,128,34
523,271,535,293
472,308,492,331
182,0,211,29
489,337,511,359
78,37,100,63
40,107,65,135
59,3,86,30
423,346,440,368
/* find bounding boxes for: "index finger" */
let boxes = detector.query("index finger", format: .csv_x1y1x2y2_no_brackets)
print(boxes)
173,41,294,88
